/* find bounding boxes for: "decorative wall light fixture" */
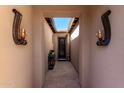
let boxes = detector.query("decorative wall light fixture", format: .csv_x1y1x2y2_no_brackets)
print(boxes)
96,10,111,46
12,9,27,45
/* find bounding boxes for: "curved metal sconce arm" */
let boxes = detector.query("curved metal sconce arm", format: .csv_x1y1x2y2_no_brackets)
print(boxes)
96,10,111,46
12,9,27,45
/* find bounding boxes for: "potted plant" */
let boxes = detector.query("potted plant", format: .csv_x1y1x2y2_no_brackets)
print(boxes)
48,50,55,70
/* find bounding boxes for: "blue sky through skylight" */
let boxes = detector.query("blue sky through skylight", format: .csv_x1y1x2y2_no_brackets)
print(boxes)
53,18,72,32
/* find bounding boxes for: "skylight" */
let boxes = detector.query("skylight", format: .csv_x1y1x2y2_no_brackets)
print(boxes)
53,18,72,32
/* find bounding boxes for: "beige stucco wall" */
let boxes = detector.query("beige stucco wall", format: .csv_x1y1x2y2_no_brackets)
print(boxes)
43,20,53,73
89,5,124,88
0,6,33,87
79,9,91,87
71,37,79,72
32,7,46,88
33,7,53,88
79,5,124,88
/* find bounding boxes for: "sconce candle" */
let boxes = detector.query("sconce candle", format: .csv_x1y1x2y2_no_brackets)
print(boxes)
20,28,27,39
96,30,104,40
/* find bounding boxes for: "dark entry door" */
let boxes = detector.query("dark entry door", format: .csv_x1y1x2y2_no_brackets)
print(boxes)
58,37,66,59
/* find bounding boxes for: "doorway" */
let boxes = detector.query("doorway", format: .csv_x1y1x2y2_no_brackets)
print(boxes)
58,37,66,60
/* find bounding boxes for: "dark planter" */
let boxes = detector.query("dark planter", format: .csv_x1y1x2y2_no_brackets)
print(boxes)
48,50,55,70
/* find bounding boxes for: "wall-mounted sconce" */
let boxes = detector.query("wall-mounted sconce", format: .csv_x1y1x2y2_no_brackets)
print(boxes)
12,9,27,45
96,10,111,46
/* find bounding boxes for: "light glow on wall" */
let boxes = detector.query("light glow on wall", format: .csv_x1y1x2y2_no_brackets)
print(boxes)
71,25,79,40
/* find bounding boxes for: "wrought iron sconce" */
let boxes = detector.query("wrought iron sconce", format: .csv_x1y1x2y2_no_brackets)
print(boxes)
12,9,27,45
96,10,111,46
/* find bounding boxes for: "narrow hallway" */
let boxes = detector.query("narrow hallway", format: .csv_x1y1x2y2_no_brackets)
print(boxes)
43,61,80,88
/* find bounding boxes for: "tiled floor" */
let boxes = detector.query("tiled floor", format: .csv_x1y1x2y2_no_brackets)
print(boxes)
43,61,80,88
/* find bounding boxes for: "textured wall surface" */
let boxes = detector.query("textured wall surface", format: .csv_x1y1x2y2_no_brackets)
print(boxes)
33,7,54,88
71,37,79,72
79,5,124,88
89,6,124,88
43,20,53,73
79,10,91,87
32,7,46,88
0,6,33,87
